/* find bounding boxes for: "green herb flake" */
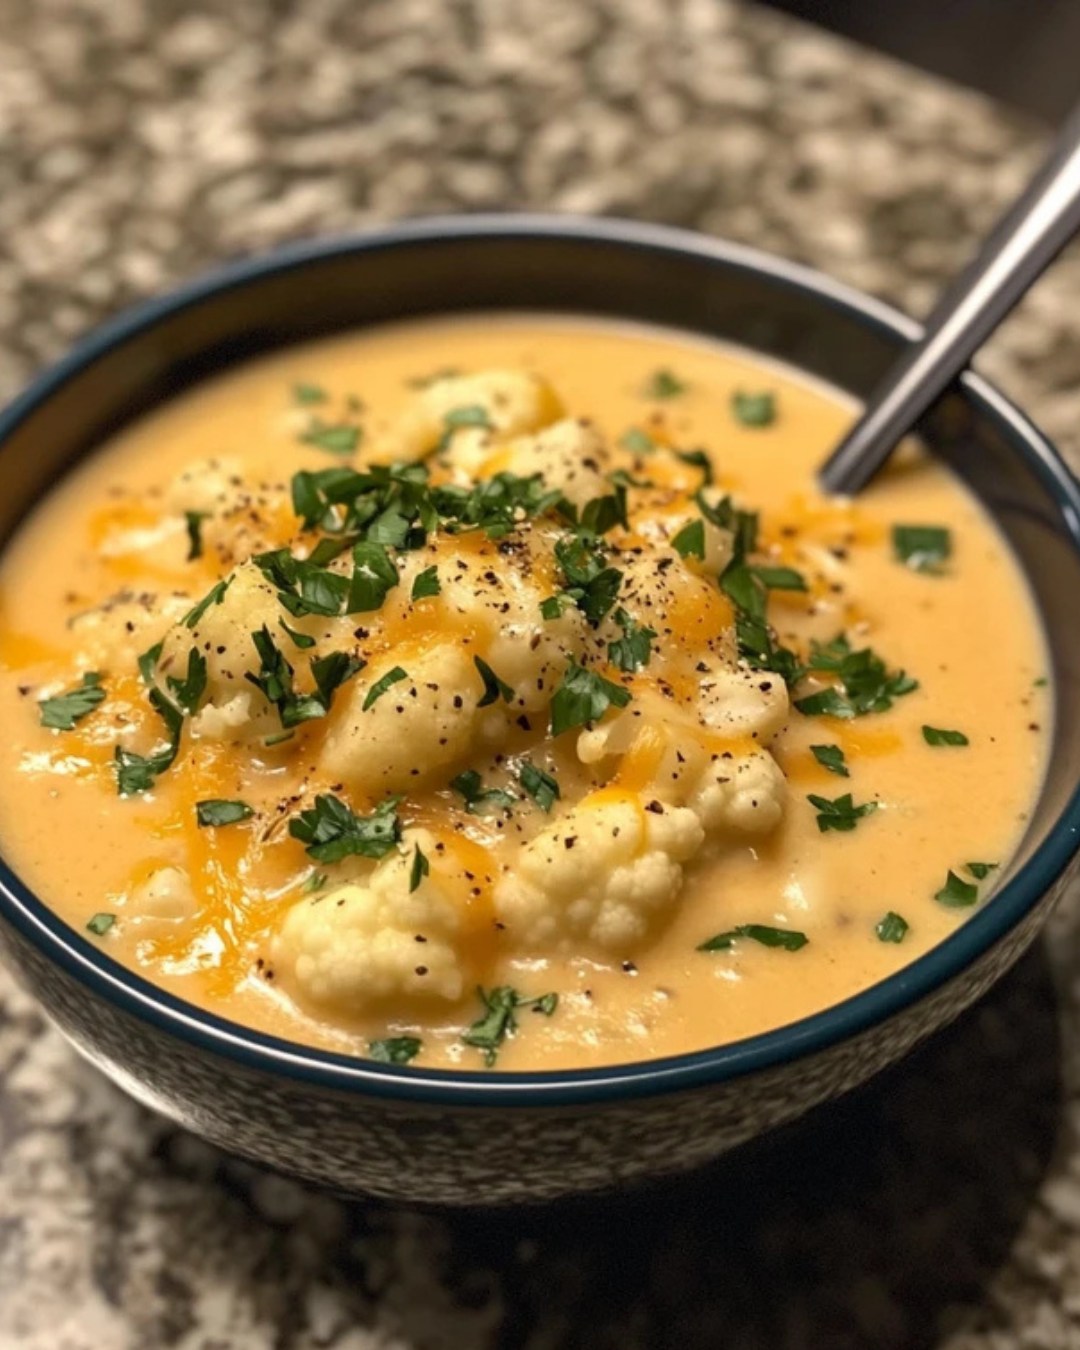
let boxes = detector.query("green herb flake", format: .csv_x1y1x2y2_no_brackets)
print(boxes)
289,793,402,863
302,870,328,894
196,799,255,827
438,404,493,451
554,535,623,628
165,648,208,714
449,769,516,815
368,1036,422,1065
300,418,361,456
619,427,655,455
698,924,808,953
409,844,430,894
137,642,163,686
672,518,706,561
539,593,574,621
731,390,776,427
795,634,918,720
39,672,106,731
876,911,909,943
182,577,233,629
807,792,879,833
810,744,849,777
608,607,657,673
347,541,400,614
279,619,316,650
795,688,855,719
673,448,713,484
550,661,632,736
518,760,560,812
113,686,184,796
935,869,979,908
462,985,559,1066
893,524,951,574
362,665,408,712
645,368,687,400
86,912,116,937
751,565,807,592
922,725,969,747
411,565,441,601
966,861,999,880
184,510,209,561
293,382,328,405
473,655,514,708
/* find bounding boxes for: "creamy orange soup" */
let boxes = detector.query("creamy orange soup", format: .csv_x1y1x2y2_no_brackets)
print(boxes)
0,316,1049,1070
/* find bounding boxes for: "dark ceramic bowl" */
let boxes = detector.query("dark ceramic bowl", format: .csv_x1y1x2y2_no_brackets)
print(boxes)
1,216,1079,1206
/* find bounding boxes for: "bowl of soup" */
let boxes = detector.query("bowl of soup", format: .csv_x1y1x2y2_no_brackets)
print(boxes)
0,216,1077,1205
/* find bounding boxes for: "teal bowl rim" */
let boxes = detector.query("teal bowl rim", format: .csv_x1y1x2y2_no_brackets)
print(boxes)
1,213,1078,1108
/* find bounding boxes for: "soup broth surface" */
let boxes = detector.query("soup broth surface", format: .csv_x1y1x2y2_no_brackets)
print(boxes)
0,316,1050,1070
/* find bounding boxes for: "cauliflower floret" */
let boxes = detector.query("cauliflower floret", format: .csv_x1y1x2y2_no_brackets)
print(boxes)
689,750,786,835
320,644,493,794
375,370,563,464
271,831,466,1008
696,666,790,739
69,592,193,667
155,560,302,741
634,508,734,574
126,865,197,928
494,795,704,953
496,419,614,509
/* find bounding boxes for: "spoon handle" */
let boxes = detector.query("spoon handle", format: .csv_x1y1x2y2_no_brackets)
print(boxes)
820,103,1080,496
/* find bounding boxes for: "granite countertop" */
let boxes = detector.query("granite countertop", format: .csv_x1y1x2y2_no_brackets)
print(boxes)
2,1,1080,1346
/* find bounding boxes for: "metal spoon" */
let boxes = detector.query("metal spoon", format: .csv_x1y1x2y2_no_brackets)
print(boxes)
819,103,1080,496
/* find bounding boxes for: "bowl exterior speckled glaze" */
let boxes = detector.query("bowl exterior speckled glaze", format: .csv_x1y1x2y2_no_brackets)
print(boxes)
1,216,1079,1205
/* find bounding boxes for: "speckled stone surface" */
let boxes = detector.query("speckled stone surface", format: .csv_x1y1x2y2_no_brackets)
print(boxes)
2,1,1080,1346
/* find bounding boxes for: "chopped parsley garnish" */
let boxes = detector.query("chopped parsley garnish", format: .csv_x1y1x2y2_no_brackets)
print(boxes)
474,656,514,707
246,627,360,727
810,743,849,777
673,448,713,484
608,608,657,673
539,593,575,621
279,619,316,649
794,634,917,719
113,686,183,795
893,524,951,574
411,565,441,600
619,427,655,455
363,666,408,711
252,547,350,619
518,760,560,812
645,368,686,399
182,576,232,629
300,418,361,456
751,565,807,591
672,518,705,561
807,792,878,833
196,799,254,827
289,793,402,862
348,541,400,613
86,912,116,937
293,382,327,405
922,725,969,747
438,404,493,451
39,672,105,730
579,485,629,536
409,844,429,894
184,510,208,561
720,561,767,621
876,912,909,943
550,661,631,736
368,1036,422,1065
302,870,328,894
449,769,516,815
462,985,558,1066
967,861,998,879
165,648,207,714
554,535,623,627
137,642,163,686
698,924,807,952
696,490,758,557
935,869,978,907
731,390,776,427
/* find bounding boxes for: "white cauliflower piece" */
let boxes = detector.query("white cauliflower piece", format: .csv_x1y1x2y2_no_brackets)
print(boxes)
496,419,614,509
696,666,790,739
375,370,563,464
494,795,704,953
272,831,466,1009
634,508,733,574
127,865,197,928
69,592,193,668
689,751,786,835
320,644,493,794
